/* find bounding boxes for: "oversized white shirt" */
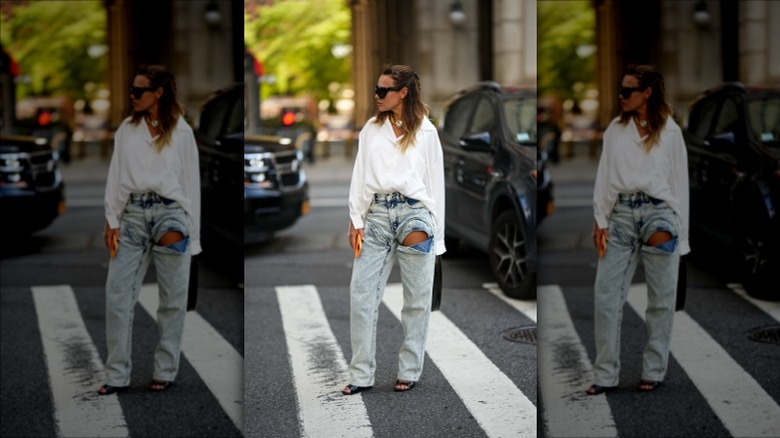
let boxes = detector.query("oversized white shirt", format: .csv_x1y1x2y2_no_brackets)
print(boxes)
348,116,446,255
104,116,202,255
593,116,690,255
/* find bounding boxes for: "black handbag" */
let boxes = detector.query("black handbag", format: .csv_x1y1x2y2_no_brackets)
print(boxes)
187,256,198,311
432,255,442,311
676,255,687,311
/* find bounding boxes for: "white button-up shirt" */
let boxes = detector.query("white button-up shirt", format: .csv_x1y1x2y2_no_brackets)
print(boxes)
593,116,690,255
104,116,201,255
348,116,446,255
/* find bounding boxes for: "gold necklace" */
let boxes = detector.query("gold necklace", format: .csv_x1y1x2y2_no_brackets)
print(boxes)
635,117,647,128
147,116,159,128
389,113,402,128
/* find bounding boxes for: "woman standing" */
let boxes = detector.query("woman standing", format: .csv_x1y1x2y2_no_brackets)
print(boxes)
342,64,445,395
98,65,200,395
587,65,689,395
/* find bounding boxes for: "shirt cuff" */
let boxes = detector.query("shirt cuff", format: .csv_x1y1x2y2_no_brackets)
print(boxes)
106,214,120,230
350,214,364,230
435,239,446,256
189,239,202,256
679,239,690,256
594,214,609,229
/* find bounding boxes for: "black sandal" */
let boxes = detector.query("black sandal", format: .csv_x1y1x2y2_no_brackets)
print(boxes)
638,380,661,391
97,384,128,395
341,384,372,395
586,384,616,395
149,380,173,391
393,380,417,392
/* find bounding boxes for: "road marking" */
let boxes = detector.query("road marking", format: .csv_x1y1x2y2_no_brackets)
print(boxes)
275,285,373,438
627,284,780,438
310,197,348,208
554,198,592,208
726,283,780,323
31,285,129,437
138,285,244,435
538,285,618,438
483,282,537,322
65,198,104,208
382,283,536,438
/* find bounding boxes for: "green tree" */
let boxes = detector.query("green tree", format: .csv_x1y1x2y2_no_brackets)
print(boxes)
538,0,595,101
0,1,106,100
245,0,351,102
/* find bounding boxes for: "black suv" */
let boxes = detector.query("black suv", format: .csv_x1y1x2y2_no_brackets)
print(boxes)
0,135,65,234
684,83,779,298
438,82,553,299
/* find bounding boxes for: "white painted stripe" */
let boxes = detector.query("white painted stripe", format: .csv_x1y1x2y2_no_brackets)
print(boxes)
727,283,780,323
310,197,348,208
538,285,617,438
31,285,129,437
65,198,104,207
554,198,592,208
138,285,244,435
483,282,537,322
276,285,373,438
627,284,780,437
383,283,536,438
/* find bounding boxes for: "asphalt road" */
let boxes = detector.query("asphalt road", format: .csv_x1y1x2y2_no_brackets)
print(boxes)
0,155,244,438
537,152,780,438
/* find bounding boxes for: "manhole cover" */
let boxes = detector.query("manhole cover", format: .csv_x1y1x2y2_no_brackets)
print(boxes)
747,325,780,345
503,325,536,344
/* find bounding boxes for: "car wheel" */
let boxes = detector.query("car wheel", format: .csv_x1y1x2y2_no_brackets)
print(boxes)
489,210,535,299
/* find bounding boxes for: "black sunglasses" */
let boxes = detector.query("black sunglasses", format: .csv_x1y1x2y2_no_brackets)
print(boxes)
618,86,644,100
374,85,403,99
130,86,156,99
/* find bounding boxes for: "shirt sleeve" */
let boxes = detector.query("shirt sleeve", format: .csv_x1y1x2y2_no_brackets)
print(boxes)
348,125,368,229
593,124,612,229
104,125,124,229
426,129,447,255
670,130,690,255
180,130,202,255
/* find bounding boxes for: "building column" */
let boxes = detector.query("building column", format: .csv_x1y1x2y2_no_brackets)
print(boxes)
595,0,618,128
105,0,130,130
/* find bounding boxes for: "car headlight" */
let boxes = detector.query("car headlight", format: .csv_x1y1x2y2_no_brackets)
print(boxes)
245,152,273,188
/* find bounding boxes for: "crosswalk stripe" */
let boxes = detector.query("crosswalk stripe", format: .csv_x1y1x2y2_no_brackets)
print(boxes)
138,284,244,435
483,282,537,322
31,285,129,438
275,285,374,438
382,283,536,438
627,283,780,437
538,285,618,438
726,283,780,323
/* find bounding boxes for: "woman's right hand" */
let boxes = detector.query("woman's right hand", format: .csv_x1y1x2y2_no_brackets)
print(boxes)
104,220,119,251
348,220,364,251
593,221,607,257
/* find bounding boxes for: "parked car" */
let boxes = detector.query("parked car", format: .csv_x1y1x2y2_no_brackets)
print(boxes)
683,83,779,298
195,84,309,249
0,135,65,234
438,82,553,299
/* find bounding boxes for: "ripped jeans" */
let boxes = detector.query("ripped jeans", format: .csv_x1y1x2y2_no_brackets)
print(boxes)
104,192,191,386
347,192,436,386
592,192,680,386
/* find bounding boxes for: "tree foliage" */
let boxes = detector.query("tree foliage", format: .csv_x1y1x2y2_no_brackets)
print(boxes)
1,1,106,100
245,0,351,101
538,1,596,100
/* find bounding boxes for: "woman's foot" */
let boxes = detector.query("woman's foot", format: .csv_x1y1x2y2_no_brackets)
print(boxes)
638,380,661,391
393,380,417,392
341,384,372,395
586,384,616,395
149,380,173,391
97,384,128,395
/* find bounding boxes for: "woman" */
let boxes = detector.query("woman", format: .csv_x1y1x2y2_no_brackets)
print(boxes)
342,64,445,395
98,65,200,395
587,65,689,395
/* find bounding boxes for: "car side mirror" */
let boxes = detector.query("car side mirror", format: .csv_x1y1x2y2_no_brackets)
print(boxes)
459,132,492,153
704,132,735,152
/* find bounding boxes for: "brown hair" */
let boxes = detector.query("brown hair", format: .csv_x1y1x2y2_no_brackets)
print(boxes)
374,64,429,153
619,64,673,151
130,64,185,151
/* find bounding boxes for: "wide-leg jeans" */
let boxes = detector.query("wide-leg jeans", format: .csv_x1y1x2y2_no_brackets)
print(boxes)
104,192,191,386
593,192,680,387
348,192,436,387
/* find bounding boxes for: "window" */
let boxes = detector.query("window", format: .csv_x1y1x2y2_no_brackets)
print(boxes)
688,96,719,139
441,93,479,139
468,97,496,135
714,97,739,136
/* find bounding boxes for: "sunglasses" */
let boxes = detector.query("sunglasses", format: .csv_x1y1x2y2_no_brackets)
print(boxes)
374,85,403,99
618,86,645,100
129,86,156,99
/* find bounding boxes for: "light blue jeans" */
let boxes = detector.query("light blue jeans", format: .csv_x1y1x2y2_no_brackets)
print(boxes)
348,192,436,386
593,192,679,386
104,192,191,386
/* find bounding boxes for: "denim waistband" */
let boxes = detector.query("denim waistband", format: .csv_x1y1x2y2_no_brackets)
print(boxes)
129,192,175,205
373,192,411,204
618,192,664,206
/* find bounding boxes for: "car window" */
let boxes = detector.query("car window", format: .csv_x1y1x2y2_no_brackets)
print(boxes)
441,93,479,139
714,97,739,136
504,96,537,143
200,96,231,139
469,97,496,135
688,96,719,139
224,94,244,136
748,95,780,146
